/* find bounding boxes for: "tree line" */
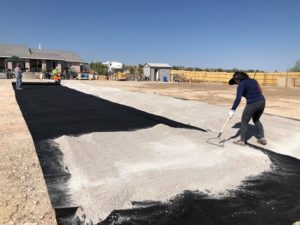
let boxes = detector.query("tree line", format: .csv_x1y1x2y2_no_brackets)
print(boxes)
90,62,144,76
290,59,300,72
172,58,300,72
171,66,265,73
90,62,109,75
90,59,300,75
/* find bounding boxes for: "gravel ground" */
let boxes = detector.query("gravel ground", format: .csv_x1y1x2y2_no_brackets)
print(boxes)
0,80,56,225
61,81,300,223
1,79,299,225
54,126,271,222
78,80,300,120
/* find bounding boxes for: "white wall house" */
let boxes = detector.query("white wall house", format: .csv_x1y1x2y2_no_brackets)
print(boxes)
143,63,171,81
0,44,84,75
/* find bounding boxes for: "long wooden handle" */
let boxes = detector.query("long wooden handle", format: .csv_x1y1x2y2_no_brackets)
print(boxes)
218,117,231,138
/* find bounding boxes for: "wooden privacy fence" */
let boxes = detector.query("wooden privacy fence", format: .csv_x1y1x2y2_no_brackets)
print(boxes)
171,70,300,87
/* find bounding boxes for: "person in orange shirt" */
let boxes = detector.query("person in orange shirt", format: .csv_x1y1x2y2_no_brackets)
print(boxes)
52,67,61,84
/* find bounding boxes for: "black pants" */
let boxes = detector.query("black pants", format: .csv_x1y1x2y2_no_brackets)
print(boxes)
240,99,265,142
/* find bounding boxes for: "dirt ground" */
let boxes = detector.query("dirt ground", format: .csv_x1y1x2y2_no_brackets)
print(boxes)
0,79,299,225
82,81,300,120
0,80,56,225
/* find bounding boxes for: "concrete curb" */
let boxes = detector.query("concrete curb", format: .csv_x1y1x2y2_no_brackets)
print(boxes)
0,80,57,225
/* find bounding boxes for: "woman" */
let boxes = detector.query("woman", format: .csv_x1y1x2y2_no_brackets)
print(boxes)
228,71,267,146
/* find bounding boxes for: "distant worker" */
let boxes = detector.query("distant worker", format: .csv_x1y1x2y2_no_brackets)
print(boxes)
14,63,23,90
52,66,61,84
228,71,267,146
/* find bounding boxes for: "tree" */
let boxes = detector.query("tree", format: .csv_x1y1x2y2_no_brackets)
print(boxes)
138,67,143,75
290,59,300,72
129,66,135,75
194,67,203,71
90,62,108,75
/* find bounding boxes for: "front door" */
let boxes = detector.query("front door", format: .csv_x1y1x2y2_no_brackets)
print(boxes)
154,69,159,81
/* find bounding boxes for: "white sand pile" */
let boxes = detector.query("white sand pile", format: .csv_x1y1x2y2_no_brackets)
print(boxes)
54,125,271,222
63,81,300,160
56,81,300,222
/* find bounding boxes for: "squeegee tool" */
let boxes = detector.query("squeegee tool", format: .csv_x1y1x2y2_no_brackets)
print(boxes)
207,116,232,147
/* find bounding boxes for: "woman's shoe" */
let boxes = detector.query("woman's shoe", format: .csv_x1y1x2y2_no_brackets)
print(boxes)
233,140,246,146
257,138,267,145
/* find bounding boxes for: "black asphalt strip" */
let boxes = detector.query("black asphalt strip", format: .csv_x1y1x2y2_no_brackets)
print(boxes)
14,84,204,224
14,84,300,225
15,84,204,142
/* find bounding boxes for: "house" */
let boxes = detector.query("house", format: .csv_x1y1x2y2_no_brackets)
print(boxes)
102,61,124,74
143,63,171,81
0,44,84,77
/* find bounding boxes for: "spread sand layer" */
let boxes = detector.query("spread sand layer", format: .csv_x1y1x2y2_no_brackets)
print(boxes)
52,81,300,223
54,125,271,222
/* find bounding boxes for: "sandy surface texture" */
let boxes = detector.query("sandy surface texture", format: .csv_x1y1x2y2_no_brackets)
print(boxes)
0,80,56,225
64,81,300,160
59,81,300,223
2,79,299,224
54,125,271,221
76,80,300,120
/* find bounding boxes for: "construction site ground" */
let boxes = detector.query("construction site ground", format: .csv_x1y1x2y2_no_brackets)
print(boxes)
0,79,299,225
81,80,300,120
0,80,56,225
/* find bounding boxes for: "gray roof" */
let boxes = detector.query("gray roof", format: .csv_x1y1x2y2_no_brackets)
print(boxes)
145,63,171,68
29,49,65,61
0,44,30,58
30,49,84,62
53,50,84,62
0,44,84,62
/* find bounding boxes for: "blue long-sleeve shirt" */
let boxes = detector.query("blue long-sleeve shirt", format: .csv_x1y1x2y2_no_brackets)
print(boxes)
231,78,265,110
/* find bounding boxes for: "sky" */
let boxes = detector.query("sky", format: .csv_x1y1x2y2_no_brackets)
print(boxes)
0,0,299,71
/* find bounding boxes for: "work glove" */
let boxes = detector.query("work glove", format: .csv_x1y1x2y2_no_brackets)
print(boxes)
228,109,235,118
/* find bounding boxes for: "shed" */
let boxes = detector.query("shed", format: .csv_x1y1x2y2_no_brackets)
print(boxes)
143,63,171,81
